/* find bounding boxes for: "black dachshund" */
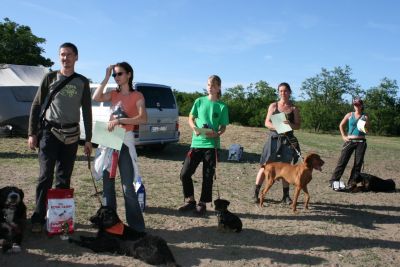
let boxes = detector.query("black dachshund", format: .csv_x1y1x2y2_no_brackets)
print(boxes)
214,198,242,233
0,186,27,253
69,206,179,266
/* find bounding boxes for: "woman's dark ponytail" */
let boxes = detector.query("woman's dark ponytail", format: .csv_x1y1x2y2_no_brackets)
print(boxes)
115,62,134,92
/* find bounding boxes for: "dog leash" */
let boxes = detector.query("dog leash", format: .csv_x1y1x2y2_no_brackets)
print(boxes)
211,138,220,201
283,133,303,162
87,154,103,205
214,146,221,200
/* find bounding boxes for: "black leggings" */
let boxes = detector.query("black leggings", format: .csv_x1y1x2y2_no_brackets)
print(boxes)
180,148,217,203
331,140,367,185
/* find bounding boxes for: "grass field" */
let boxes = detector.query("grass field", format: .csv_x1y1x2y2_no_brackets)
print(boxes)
1,116,399,267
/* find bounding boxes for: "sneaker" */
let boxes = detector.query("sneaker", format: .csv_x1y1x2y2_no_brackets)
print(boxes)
178,201,196,212
31,223,43,233
194,203,206,216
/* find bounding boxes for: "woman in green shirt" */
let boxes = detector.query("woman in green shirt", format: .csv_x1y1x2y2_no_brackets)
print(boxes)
178,75,229,216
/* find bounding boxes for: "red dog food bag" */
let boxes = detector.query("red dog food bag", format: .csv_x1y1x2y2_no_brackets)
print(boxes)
46,188,75,236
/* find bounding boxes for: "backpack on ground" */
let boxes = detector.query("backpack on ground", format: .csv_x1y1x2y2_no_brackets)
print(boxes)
227,144,243,162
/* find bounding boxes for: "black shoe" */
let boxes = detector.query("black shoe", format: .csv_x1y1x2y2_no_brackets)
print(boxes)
281,195,292,205
281,187,292,205
193,203,206,216
178,201,196,212
252,195,260,204
252,185,261,203
31,223,43,233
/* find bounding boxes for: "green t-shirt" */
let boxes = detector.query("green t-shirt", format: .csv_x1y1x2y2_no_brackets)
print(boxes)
190,96,229,148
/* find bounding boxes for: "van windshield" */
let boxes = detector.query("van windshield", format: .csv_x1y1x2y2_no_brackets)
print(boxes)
136,86,176,109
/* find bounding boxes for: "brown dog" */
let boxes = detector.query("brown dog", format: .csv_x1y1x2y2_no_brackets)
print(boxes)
259,153,324,212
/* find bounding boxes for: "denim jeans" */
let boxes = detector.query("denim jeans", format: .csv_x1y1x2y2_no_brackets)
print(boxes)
102,144,145,232
31,124,78,224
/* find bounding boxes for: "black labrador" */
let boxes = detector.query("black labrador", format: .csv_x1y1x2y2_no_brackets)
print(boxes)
351,173,396,193
69,206,179,266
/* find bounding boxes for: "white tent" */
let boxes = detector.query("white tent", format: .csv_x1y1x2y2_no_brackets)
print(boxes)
0,64,49,134
0,64,48,86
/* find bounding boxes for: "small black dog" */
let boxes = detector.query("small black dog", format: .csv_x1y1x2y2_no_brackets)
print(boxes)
352,173,396,193
214,198,242,233
0,186,27,253
69,206,179,266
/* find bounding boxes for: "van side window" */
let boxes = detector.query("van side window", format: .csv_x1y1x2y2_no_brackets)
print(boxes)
137,86,176,109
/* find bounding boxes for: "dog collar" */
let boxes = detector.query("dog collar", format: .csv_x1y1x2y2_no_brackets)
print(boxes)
105,222,124,235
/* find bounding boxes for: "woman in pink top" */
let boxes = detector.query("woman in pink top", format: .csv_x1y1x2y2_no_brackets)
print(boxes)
92,62,147,232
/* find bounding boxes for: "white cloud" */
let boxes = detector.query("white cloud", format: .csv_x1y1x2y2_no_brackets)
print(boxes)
21,1,83,25
371,53,400,62
367,21,399,33
264,55,273,60
297,14,320,29
178,27,281,54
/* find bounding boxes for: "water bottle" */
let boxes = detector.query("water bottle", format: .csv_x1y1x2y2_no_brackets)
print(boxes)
135,176,146,212
109,150,119,179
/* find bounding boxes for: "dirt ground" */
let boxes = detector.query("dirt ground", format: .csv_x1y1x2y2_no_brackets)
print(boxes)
1,117,399,266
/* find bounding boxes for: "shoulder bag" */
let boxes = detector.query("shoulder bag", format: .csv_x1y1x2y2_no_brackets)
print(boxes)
37,73,79,145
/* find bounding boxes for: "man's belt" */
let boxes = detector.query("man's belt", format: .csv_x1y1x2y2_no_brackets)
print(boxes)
45,120,78,129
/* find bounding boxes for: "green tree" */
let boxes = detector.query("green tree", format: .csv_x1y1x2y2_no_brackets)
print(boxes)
222,81,276,126
364,78,399,135
300,65,362,132
223,84,247,124
0,17,53,67
173,90,203,116
246,81,277,126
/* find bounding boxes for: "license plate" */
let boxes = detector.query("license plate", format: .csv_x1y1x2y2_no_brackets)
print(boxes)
150,126,167,132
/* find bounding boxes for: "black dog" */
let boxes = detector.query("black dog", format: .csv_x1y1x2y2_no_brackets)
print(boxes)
69,206,179,266
352,173,396,193
0,186,27,253
214,198,242,233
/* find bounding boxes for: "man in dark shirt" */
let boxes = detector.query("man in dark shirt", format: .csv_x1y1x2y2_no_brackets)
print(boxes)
28,42,92,232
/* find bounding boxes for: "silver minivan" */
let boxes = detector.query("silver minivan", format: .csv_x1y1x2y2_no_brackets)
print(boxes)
80,82,180,150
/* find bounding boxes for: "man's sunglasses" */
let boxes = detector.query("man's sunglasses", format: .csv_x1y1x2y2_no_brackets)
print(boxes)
112,72,125,78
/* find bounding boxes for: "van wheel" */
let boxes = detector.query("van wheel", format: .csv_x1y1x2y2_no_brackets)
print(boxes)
149,144,166,151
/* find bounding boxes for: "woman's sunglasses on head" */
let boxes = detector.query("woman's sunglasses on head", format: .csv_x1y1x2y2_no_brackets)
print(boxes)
112,72,125,78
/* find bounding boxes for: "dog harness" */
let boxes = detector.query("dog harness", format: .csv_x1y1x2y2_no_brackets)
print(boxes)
105,221,124,235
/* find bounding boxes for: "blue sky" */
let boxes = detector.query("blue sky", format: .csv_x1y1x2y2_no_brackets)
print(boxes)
2,0,399,98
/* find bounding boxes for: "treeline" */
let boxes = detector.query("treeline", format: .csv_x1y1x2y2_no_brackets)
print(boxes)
174,66,400,136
